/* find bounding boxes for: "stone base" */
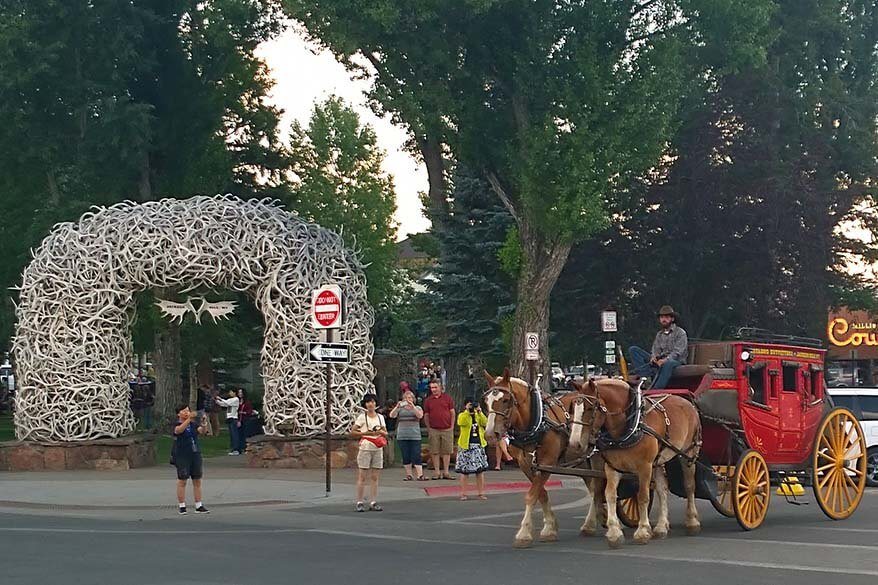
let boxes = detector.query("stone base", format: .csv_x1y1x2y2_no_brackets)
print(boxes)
246,435,384,469
0,435,157,471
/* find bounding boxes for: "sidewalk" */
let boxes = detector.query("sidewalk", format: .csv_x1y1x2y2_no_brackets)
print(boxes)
0,457,584,511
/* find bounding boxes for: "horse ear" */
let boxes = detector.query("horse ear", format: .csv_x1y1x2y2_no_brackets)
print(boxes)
483,370,495,387
588,379,597,394
502,367,511,383
570,379,582,392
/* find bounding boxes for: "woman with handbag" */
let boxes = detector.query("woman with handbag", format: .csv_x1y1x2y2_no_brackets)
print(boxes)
352,393,387,512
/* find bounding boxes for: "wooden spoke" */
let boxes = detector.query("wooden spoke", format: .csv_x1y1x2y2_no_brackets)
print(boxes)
733,450,770,531
812,408,867,521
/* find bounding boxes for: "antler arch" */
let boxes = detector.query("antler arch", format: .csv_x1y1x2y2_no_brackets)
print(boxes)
13,195,375,441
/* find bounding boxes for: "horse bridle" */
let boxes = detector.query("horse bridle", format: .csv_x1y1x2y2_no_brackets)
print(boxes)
483,385,518,422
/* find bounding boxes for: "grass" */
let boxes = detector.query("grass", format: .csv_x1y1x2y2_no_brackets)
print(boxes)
0,413,229,461
0,413,14,442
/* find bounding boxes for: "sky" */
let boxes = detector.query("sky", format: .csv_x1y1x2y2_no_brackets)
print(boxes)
256,27,430,240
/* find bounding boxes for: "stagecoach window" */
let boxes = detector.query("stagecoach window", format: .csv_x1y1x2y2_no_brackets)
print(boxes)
748,365,767,405
782,364,799,393
808,370,822,401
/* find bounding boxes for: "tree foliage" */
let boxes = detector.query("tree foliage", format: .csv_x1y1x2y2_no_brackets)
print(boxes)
0,0,287,345
286,97,399,309
286,0,775,379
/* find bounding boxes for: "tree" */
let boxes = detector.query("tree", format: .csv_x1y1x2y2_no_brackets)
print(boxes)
421,169,515,403
286,97,399,311
0,0,288,422
286,0,774,384
614,0,878,342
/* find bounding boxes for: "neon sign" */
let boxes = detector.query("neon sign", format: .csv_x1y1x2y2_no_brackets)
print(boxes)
827,317,878,347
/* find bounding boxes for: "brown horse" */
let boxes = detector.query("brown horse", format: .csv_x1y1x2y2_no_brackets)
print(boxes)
569,378,702,548
483,369,605,548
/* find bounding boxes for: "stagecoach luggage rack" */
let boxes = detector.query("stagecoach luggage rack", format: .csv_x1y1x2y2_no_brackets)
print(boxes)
724,327,822,349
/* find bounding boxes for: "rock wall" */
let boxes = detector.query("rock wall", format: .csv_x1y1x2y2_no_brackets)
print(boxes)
246,435,392,469
0,435,156,471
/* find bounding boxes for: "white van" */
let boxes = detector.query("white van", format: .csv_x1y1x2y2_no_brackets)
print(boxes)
826,388,878,487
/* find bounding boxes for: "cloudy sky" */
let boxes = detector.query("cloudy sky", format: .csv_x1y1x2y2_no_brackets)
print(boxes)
256,28,430,240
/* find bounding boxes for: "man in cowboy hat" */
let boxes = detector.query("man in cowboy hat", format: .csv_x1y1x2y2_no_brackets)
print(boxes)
627,305,688,389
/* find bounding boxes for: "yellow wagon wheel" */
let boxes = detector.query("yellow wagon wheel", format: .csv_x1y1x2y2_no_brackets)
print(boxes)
733,450,770,531
617,491,653,529
710,465,736,518
812,407,867,520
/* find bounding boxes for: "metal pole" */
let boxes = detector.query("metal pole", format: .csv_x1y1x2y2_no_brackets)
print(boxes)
528,360,535,389
325,328,333,496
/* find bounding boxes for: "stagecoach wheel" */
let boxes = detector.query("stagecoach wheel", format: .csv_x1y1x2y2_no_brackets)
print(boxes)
709,465,736,518
732,450,770,531
812,407,867,520
616,492,653,529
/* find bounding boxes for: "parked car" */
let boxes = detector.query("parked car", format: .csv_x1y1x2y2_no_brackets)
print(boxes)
550,366,565,390
826,387,878,487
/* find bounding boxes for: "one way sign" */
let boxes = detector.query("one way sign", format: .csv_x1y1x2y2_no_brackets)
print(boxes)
309,342,351,364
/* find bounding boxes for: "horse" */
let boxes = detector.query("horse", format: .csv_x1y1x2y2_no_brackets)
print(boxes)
568,378,702,548
483,368,606,548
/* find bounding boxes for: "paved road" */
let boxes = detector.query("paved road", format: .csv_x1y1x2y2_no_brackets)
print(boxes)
1,481,876,585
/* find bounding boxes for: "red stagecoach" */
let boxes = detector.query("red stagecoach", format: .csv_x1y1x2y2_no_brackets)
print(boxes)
614,328,869,530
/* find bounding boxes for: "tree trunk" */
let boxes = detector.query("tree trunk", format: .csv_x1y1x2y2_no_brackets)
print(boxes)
510,220,573,391
443,354,467,407
153,314,181,426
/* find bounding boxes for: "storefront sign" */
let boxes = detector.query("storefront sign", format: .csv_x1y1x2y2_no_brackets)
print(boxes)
827,317,878,348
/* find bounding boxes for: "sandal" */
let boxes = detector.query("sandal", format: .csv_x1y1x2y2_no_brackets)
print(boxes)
416,476,429,481
460,495,468,501
478,495,488,500
431,476,441,480
443,474,457,480
403,475,413,481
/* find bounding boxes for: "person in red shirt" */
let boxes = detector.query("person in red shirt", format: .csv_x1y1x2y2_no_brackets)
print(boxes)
422,380,456,480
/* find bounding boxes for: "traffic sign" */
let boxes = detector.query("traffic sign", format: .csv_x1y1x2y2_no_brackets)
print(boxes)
309,342,351,364
605,340,616,349
601,311,617,333
605,353,616,364
312,285,343,329
524,332,539,361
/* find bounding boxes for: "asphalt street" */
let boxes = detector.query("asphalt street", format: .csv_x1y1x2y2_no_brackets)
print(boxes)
1,483,877,585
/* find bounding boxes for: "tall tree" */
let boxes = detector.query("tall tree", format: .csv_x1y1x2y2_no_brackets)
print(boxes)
615,0,878,342
286,0,774,383
286,96,399,311
0,1,288,422
421,169,515,403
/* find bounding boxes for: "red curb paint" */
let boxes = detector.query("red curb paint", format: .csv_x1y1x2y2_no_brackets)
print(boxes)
423,480,562,496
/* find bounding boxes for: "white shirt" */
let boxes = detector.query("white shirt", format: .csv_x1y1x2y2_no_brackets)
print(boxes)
215,396,240,420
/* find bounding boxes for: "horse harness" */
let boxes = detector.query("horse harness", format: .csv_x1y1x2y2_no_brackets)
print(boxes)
574,384,702,469
483,384,571,449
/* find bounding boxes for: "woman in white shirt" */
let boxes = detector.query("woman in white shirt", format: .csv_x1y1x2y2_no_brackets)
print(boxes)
214,389,241,455
352,393,387,512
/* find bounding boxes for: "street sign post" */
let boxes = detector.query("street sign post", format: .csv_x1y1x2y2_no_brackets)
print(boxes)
601,311,618,333
312,285,343,329
311,284,344,496
524,332,539,388
308,343,351,364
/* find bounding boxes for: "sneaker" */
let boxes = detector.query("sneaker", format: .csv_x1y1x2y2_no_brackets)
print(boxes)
228,451,240,456
369,502,383,512
195,505,210,514
178,506,187,515
355,502,366,513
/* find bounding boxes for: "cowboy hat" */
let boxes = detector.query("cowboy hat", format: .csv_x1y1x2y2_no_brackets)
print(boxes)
657,305,677,318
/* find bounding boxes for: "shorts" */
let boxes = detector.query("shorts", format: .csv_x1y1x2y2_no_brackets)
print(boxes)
398,439,423,466
175,453,203,481
357,448,384,469
428,428,454,455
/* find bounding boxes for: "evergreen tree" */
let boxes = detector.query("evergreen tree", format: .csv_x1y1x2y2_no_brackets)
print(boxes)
422,170,515,402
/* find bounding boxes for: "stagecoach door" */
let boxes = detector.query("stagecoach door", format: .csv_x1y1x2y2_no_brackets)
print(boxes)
776,361,804,453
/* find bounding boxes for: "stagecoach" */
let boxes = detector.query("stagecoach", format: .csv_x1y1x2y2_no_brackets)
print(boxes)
611,328,869,530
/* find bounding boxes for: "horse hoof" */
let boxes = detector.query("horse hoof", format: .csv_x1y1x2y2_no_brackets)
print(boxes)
686,525,701,536
633,531,651,545
539,532,558,543
513,538,533,549
580,528,596,537
607,536,624,549
653,529,668,540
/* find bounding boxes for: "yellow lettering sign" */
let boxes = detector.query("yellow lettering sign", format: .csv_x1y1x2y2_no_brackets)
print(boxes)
828,317,878,347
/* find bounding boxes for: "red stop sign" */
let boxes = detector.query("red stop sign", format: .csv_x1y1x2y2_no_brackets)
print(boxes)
313,288,341,328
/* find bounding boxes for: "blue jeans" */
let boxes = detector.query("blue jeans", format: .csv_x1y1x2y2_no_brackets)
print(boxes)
628,346,680,390
227,419,240,453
